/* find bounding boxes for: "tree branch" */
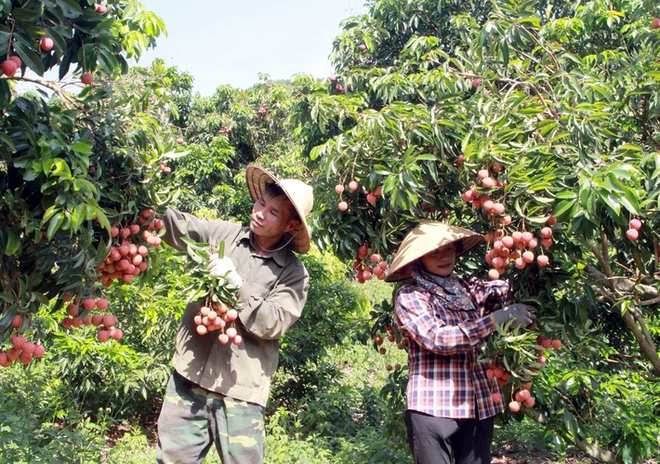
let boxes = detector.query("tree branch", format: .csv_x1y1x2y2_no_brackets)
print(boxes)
620,306,660,375
4,75,80,109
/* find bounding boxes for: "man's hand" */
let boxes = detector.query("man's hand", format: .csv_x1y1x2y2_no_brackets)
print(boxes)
207,254,243,287
491,303,536,329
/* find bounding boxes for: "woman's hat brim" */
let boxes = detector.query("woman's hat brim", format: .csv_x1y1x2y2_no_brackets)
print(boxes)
385,220,483,282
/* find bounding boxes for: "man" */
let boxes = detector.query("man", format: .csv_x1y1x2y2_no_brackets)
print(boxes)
156,164,314,464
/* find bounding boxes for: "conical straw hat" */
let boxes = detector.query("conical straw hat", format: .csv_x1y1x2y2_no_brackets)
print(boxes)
385,220,483,282
245,164,313,254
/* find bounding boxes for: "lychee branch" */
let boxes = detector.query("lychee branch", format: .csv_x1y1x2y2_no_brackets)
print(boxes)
4,75,78,110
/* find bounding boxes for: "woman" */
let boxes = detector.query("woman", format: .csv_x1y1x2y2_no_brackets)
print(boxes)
385,220,535,464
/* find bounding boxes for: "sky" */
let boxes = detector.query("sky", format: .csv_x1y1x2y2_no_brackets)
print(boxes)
136,0,367,96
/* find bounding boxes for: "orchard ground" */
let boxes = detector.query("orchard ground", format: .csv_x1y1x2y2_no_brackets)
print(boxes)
97,389,656,464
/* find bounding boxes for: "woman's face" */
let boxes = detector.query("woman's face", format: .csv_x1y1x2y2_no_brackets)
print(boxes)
420,243,457,277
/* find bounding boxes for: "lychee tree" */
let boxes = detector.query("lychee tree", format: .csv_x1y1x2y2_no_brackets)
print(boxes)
0,0,174,363
292,0,660,461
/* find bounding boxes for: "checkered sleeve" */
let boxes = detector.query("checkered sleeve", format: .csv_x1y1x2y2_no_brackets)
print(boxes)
395,285,495,356
463,277,510,316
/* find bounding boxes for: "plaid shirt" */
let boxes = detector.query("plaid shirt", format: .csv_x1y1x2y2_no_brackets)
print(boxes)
394,269,509,420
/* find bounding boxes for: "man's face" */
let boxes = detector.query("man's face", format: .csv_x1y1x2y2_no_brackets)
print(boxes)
250,193,300,242
420,243,457,277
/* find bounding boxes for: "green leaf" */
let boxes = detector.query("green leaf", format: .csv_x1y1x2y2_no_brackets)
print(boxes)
599,192,620,215
46,212,65,240
0,130,16,151
71,178,97,193
11,5,44,22
55,0,83,18
50,159,72,177
5,229,20,256
47,28,68,54
13,40,45,76
553,199,575,219
70,203,86,231
71,140,94,155
618,190,640,215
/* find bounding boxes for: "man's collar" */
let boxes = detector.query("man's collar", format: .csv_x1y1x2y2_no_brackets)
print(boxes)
237,228,289,267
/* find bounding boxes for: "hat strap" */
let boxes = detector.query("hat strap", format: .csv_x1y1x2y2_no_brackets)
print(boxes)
250,234,295,255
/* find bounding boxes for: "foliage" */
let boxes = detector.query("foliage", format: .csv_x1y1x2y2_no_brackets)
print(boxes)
0,363,106,463
170,75,305,221
0,1,174,359
291,0,660,461
270,247,369,406
178,237,241,309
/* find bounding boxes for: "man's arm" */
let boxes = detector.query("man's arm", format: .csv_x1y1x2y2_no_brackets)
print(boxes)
237,261,309,340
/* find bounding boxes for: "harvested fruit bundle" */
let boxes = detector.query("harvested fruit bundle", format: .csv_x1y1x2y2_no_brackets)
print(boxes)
180,238,243,345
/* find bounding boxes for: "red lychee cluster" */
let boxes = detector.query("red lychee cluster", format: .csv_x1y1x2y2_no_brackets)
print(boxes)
194,302,243,345
462,164,556,279
488,334,562,411
97,209,163,287
353,243,389,283
626,218,642,240
0,315,45,367
328,75,349,93
60,295,123,343
483,220,555,280
334,180,383,211
373,325,408,371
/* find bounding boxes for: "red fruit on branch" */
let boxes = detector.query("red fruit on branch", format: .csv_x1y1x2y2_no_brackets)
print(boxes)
629,218,642,230
626,228,638,240
537,255,549,267
2,60,18,77
11,315,23,329
488,269,500,280
33,345,45,358
81,72,94,85
98,329,111,342
40,37,54,51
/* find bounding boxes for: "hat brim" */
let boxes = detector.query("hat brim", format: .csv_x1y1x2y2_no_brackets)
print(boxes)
245,164,311,254
385,221,483,282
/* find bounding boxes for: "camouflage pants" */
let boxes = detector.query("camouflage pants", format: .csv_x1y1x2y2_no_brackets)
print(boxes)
155,371,266,464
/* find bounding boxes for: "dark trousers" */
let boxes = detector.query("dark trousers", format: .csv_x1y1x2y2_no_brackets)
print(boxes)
405,410,494,464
